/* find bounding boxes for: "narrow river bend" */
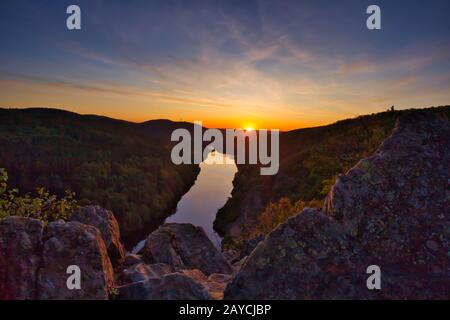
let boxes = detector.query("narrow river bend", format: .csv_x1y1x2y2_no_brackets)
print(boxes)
132,151,237,252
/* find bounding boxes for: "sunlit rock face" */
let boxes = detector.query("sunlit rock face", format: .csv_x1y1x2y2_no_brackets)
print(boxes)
141,223,233,276
225,112,450,299
117,273,212,300
37,220,115,300
324,112,450,279
116,223,234,300
0,214,116,300
71,205,126,266
0,217,44,300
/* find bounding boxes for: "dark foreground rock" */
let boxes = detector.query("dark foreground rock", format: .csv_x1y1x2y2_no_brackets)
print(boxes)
141,223,232,275
0,215,116,300
117,273,211,300
225,112,450,299
71,205,126,265
116,223,234,300
0,217,44,300
119,263,173,284
38,221,115,300
122,254,144,267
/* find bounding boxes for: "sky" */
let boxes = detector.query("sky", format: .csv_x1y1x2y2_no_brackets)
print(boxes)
0,0,449,130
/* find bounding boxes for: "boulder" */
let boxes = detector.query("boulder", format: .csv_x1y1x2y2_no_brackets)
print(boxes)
225,113,450,299
71,205,125,265
119,263,173,284
324,113,450,274
225,209,366,299
142,223,232,275
222,250,240,264
180,269,208,283
122,254,144,267
178,270,233,300
206,273,233,300
0,217,44,300
117,273,211,300
37,220,115,300
240,234,265,258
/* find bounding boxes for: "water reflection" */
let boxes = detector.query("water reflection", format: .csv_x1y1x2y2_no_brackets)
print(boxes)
131,151,237,253
165,151,237,247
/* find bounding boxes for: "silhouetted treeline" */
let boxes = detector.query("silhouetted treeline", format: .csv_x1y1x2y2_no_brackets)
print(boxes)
0,108,200,247
215,106,450,247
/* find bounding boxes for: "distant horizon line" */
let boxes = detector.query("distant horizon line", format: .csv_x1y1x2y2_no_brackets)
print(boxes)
1,105,448,132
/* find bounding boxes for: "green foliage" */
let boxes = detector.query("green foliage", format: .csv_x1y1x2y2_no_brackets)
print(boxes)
0,108,200,245
246,197,323,239
215,106,450,241
0,168,78,222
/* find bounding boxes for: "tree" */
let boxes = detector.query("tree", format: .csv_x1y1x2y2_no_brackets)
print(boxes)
0,168,78,222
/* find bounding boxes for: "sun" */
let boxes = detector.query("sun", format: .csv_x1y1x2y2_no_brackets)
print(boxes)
245,127,254,132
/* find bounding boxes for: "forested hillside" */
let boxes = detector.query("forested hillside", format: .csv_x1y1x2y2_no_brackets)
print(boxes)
0,108,200,246
215,106,450,247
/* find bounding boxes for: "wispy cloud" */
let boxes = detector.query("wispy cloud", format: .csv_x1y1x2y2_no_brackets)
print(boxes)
1,0,449,129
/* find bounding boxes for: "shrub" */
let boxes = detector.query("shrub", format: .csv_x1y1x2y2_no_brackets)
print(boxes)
0,168,78,222
249,198,300,237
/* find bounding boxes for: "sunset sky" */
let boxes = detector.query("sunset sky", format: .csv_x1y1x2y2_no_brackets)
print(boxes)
1,0,449,130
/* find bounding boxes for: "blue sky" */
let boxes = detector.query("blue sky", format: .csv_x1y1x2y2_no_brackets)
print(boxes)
1,0,449,129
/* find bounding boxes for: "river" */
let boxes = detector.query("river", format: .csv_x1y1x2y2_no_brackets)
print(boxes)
132,151,237,253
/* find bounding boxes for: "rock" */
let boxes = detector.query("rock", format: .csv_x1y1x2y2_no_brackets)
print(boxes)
223,235,264,264
118,265,230,300
225,113,450,299
122,254,144,267
0,217,44,300
240,235,265,258
0,215,117,300
117,273,211,300
225,209,366,299
222,250,246,273
206,273,233,300
180,269,208,283
425,240,439,252
222,250,240,264
324,112,450,290
142,223,232,275
208,273,233,283
178,270,233,300
119,263,173,284
71,205,125,265
37,220,115,300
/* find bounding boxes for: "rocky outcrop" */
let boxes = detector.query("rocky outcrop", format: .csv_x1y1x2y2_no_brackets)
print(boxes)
0,214,116,300
225,209,367,299
0,217,44,300
117,263,231,300
116,223,235,300
225,112,450,299
122,254,144,267
1,211,233,300
71,205,125,265
118,263,173,284
205,273,233,300
141,223,232,275
117,273,211,300
37,220,115,300
179,269,231,300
